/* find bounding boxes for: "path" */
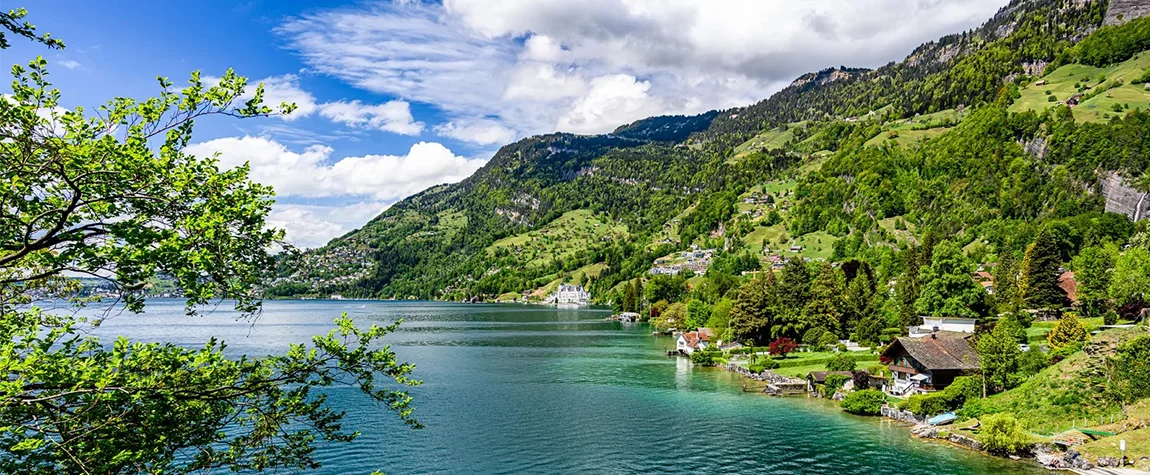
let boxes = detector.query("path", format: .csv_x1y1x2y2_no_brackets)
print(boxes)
1069,468,1150,475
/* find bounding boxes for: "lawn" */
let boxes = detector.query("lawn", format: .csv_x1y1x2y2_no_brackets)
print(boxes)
864,127,952,148
487,209,629,267
1081,427,1150,471
864,108,965,148
728,121,806,162
748,351,881,378
1010,51,1150,120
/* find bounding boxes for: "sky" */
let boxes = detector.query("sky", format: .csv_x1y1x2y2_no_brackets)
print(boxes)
8,0,1007,248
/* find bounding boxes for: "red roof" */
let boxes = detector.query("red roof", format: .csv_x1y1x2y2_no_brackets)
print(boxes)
1059,271,1078,305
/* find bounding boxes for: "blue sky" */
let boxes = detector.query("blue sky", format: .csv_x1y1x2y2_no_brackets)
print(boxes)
7,0,1007,248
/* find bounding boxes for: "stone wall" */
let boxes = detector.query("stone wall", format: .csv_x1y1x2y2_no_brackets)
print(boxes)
881,404,926,424
1105,0,1150,25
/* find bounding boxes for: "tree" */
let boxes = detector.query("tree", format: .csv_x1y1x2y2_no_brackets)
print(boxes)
777,258,812,311
980,413,1031,455
768,337,798,358
914,241,984,318
1072,245,1117,317
993,250,1022,312
705,298,733,339
977,320,1023,393
896,245,925,327
1109,247,1150,311
0,57,420,473
0,8,64,49
842,271,876,338
825,353,856,372
654,302,687,330
1046,313,1088,350
1019,228,1068,310
727,277,776,345
645,274,687,304
803,262,844,337
686,299,711,330
622,280,638,313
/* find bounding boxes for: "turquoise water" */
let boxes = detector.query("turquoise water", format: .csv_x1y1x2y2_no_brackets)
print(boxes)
86,300,1046,474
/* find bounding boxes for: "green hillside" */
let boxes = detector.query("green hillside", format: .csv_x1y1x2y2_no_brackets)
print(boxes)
274,0,1149,308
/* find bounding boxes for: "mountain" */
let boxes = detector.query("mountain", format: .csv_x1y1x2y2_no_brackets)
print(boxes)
272,0,1150,302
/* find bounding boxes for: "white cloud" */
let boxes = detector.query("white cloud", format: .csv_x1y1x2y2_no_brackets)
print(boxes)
59,60,81,70
204,73,318,120
317,99,424,135
434,118,516,145
556,74,666,134
185,136,486,201
277,0,1005,138
268,201,391,248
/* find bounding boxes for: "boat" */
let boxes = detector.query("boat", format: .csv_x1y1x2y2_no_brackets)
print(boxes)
928,412,956,426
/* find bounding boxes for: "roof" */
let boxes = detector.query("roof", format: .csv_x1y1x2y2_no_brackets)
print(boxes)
806,371,854,383
881,336,980,371
679,331,706,347
697,327,715,340
1059,271,1078,305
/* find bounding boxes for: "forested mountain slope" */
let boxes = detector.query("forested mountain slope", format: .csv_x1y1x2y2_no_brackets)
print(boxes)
273,0,1150,302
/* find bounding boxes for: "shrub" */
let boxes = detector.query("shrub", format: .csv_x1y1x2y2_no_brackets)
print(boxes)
823,374,852,397
900,376,982,416
1109,335,1150,403
1103,310,1119,326
690,345,723,366
802,327,827,345
825,353,856,372
817,332,838,348
981,413,1032,455
841,389,886,415
1047,314,1087,350
1047,95,1057,102
1018,346,1050,376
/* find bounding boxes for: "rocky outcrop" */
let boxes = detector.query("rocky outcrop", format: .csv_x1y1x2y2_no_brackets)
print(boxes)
1105,0,1150,25
911,425,986,452
881,405,926,424
1100,171,1150,222
1036,448,1095,470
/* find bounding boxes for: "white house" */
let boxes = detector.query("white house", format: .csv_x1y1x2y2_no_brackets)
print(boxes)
676,331,710,355
908,316,977,337
552,284,590,306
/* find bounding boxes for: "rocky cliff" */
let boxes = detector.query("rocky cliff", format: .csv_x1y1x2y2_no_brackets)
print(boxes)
1100,171,1150,222
1104,0,1150,25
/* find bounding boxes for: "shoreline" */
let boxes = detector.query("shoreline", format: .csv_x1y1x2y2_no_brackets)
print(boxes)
714,358,1146,473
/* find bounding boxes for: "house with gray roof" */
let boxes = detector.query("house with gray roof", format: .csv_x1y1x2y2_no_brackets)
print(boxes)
881,333,980,397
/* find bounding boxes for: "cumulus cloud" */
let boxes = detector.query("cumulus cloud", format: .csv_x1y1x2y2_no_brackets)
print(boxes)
277,0,1005,137
268,201,392,248
317,99,424,135
185,136,488,247
433,118,517,145
185,136,486,200
59,60,81,70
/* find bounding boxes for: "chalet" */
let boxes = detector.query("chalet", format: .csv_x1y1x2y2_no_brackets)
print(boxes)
789,245,804,252
1035,80,1048,86
1067,94,1083,106
908,316,977,337
882,334,979,396
676,331,710,355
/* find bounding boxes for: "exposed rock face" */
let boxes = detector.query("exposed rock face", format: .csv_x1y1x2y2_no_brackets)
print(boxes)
1100,171,1150,222
1105,0,1150,25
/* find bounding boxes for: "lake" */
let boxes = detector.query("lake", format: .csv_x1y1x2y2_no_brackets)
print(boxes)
82,299,1046,474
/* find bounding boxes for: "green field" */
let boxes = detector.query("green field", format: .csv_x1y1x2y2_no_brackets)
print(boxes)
863,108,965,147
1010,51,1150,121
741,225,837,261
728,121,806,162
487,209,628,267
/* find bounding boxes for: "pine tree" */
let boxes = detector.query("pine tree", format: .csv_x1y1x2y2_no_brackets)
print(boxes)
993,249,1021,312
1019,228,1068,310
804,262,845,337
778,257,812,311
896,245,923,327
1071,245,1117,317
842,272,875,337
728,275,778,345
1047,313,1087,350
622,280,638,313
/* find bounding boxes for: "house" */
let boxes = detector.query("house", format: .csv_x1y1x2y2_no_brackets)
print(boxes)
789,245,804,252
806,371,855,393
1035,80,1048,86
551,284,590,306
908,316,976,337
882,334,980,396
676,331,711,355
1067,94,1083,106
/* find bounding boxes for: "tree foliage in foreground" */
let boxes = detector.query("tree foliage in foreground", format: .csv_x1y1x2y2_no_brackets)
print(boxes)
0,52,420,474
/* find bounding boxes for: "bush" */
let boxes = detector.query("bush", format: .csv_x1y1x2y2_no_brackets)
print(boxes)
802,327,827,345
900,376,983,416
1103,310,1119,326
841,389,887,415
1018,346,1050,376
817,332,838,348
823,374,852,397
1109,335,1150,403
690,345,723,366
981,413,1032,455
1047,314,1087,350
825,353,856,371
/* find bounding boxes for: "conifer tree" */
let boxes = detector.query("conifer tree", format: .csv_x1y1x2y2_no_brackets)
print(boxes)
804,262,845,337
1047,313,1088,350
1020,228,1068,310
728,275,778,345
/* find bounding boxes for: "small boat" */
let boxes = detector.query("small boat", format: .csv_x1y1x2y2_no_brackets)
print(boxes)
928,412,956,426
